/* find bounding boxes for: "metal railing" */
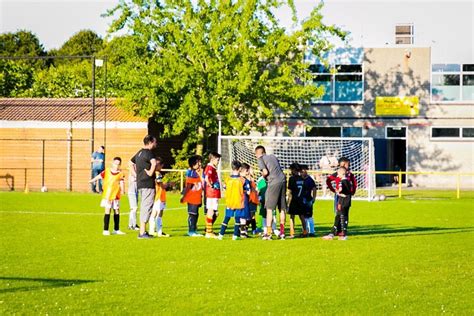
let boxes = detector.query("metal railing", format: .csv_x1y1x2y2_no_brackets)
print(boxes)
0,167,472,199
161,169,473,199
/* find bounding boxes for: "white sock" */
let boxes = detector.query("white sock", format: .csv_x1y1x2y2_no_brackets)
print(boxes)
149,215,156,233
129,208,137,227
262,218,267,234
156,216,163,234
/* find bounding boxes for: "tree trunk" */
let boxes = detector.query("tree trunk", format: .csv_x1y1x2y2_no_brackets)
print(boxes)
195,127,204,156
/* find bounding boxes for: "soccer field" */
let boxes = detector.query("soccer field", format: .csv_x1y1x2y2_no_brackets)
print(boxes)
1,192,473,314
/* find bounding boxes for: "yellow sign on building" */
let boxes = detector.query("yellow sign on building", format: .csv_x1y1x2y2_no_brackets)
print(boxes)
375,96,419,116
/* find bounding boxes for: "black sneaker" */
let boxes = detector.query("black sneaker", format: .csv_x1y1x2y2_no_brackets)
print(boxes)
138,232,154,239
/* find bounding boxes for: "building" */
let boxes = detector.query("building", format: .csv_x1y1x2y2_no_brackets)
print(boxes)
269,0,473,188
0,98,149,191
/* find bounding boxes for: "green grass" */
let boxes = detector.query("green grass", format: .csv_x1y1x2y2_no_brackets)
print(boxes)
0,192,473,315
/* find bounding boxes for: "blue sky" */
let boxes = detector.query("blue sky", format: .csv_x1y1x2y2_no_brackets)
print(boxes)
0,0,306,50
1,0,472,63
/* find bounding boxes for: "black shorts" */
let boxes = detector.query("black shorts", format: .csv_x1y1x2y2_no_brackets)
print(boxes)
304,206,313,218
288,199,304,216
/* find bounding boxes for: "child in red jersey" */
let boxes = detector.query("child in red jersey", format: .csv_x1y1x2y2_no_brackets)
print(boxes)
323,166,353,240
203,152,222,238
326,156,357,236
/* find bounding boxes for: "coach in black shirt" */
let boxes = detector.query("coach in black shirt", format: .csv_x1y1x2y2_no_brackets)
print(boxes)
130,135,157,238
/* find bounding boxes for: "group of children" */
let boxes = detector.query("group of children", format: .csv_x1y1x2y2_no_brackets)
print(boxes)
90,151,356,241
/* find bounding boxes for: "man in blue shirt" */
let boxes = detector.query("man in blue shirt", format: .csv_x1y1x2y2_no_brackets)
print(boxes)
91,146,105,193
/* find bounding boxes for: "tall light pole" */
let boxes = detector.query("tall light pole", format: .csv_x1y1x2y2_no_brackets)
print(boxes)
94,58,107,152
91,56,96,155
104,57,107,151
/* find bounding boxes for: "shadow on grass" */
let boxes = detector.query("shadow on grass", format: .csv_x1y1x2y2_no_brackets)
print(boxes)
349,224,474,238
0,276,97,294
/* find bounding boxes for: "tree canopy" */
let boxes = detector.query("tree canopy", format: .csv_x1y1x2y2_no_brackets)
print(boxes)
0,2,345,157
0,30,105,98
0,30,47,96
0,30,46,59
106,0,344,155
54,29,104,58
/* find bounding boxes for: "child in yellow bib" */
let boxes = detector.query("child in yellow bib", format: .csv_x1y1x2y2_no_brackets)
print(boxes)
89,157,125,236
217,160,245,240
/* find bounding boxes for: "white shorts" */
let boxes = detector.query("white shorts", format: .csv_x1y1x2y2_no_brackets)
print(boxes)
206,198,219,211
152,201,166,212
101,199,120,210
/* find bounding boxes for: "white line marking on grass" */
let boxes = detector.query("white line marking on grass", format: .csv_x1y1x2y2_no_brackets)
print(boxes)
0,207,188,216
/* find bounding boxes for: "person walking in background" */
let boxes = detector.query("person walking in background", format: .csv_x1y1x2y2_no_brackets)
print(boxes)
91,146,105,193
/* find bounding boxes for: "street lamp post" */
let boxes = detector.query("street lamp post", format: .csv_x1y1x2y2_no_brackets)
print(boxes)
91,56,96,155
93,58,106,157
104,57,107,151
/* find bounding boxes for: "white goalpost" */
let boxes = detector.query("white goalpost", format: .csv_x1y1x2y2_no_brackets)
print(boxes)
219,136,376,201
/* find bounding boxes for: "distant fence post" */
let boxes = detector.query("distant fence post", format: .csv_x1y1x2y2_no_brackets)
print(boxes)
456,173,461,199
67,123,72,191
41,139,45,188
398,170,403,198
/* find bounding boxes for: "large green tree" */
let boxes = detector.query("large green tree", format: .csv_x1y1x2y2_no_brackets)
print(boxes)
0,30,46,59
54,30,104,60
107,0,343,155
0,30,47,96
18,30,105,98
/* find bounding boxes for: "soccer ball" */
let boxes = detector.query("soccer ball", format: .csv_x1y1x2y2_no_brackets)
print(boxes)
379,194,386,201
372,194,380,201
41,186,48,192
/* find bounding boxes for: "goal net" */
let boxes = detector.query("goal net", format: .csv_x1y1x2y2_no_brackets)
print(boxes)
220,136,375,201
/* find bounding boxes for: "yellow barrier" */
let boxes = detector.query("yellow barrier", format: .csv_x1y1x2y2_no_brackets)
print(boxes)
162,169,474,200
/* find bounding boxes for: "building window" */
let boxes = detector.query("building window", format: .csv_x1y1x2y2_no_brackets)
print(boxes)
395,23,414,45
306,126,341,137
311,64,363,103
342,127,362,137
432,64,474,102
386,127,407,139
431,127,474,139
306,126,363,137
462,128,474,138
